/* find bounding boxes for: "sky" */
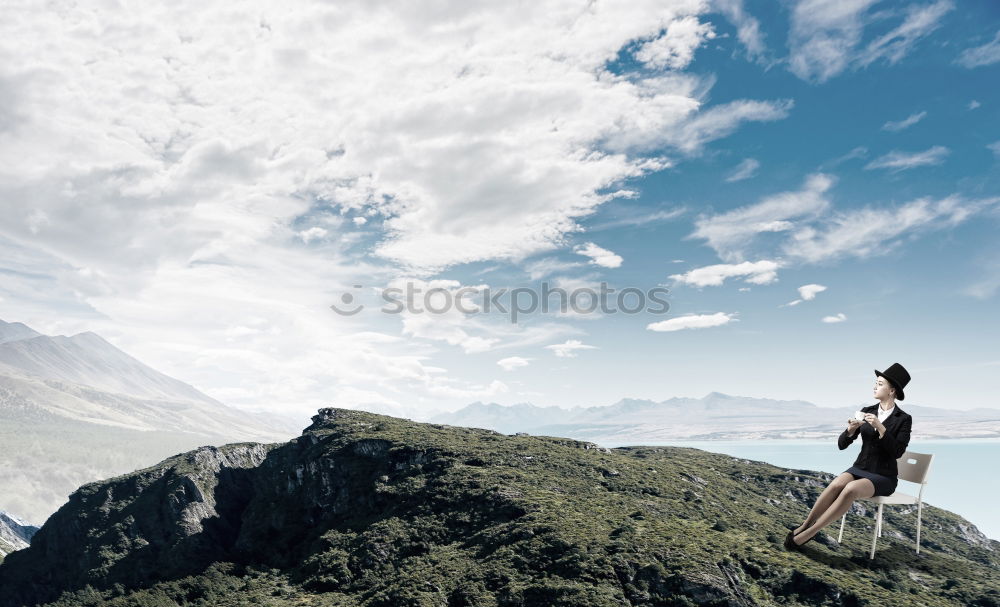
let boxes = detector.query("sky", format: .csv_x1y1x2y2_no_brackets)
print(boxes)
1,0,998,423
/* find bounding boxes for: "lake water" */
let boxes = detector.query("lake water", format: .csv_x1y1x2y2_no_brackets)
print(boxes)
600,438,1000,541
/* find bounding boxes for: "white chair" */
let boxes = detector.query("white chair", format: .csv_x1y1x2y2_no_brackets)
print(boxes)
836,451,934,559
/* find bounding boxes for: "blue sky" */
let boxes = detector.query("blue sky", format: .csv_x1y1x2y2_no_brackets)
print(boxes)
0,0,998,420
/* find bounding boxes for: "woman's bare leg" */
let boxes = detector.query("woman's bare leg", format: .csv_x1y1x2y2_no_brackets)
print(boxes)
794,478,875,544
793,472,855,535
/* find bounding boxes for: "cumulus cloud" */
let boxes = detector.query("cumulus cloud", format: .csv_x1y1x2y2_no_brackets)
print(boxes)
725,158,760,182
545,339,598,358
635,16,717,69
782,283,827,306
864,146,950,171
689,173,834,261
574,242,624,268
497,356,531,371
0,0,795,415
647,311,735,331
821,313,847,323
670,260,781,287
0,1,788,280
881,111,927,132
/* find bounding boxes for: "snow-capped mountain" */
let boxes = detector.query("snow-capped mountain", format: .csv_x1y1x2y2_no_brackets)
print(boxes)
0,511,37,561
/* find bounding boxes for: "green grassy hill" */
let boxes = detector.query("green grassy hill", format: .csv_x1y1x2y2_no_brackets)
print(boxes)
1,408,996,607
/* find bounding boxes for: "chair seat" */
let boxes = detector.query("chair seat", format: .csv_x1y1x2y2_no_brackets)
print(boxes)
868,492,918,505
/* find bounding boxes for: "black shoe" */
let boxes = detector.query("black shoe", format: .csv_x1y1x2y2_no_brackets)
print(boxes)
784,530,814,551
783,531,798,550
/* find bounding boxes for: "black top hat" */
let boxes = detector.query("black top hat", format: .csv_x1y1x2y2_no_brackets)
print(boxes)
875,362,911,401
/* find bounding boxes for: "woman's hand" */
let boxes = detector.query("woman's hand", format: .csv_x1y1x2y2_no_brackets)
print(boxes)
862,413,885,435
847,418,862,434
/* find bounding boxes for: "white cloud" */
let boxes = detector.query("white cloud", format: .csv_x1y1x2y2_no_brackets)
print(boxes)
787,0,880,83
0,0,793,281
711,0,768,61
969,100,982,110
635,16,717,69
988,141,1000,158
670,260,781,287
0,0,798,416
783,195,1000,263
647,311,735,331
725,158,760,182
690,170,999,278
821,312,847,323
545,339,598,357
585,206,687,231
497,356,531,371
783,283,827,306
857,1,953,68
574,242,623,268
864,146,950,171
689,173,834,261
523,257,585,281
798,284,827,299
881,111,927,132
956,29,1000,68
787,0,952,83
297,226,328,243
655,99,794,155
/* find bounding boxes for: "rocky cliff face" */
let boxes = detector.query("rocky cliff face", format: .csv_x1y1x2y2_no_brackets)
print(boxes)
1,408,998,607
0,442,273,605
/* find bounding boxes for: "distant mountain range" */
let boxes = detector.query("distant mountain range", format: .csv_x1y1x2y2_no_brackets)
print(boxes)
427,393,1000,445
0,318,301,528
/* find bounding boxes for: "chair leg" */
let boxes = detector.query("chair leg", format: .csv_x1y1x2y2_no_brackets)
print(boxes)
869,504,883,559
916,502,922,554
838,513,846,543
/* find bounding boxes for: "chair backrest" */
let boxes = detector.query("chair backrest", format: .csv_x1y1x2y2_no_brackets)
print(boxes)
896,451,933,484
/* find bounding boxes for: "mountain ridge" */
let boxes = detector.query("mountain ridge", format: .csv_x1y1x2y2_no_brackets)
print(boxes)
1,408,997,606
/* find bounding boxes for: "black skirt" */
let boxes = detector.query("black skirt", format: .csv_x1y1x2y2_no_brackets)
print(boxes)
844,465,898,497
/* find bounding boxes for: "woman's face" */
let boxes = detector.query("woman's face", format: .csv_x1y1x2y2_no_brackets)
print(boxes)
874,375,896,401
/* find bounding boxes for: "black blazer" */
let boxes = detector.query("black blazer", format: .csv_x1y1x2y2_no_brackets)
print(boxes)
838,403,912,477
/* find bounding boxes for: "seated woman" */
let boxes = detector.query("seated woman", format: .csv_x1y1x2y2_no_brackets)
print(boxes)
785,363,913,550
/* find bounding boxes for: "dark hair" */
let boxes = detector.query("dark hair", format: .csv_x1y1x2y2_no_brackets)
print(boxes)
887,379,903,400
